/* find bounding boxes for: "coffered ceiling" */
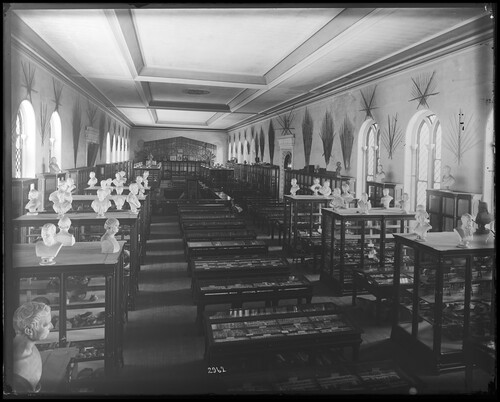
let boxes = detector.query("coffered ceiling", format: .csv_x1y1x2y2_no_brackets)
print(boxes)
10,4,492,131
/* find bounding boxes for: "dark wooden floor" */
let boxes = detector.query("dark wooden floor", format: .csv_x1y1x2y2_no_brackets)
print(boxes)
94,211,493,396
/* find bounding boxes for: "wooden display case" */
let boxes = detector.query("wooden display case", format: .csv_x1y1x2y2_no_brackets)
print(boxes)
10,242,126,384
37,172,68,212
320,207,415,296
391,232,495,373
181,219,246,232
203,302,363,365
426,189,482,232
186,240,268,258
283,195,331,254
366,181,403,208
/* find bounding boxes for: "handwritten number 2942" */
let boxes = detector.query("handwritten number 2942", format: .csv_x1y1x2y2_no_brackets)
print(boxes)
208,366,226,374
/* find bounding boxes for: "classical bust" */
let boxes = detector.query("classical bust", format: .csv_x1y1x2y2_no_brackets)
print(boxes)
136,176,146,199
35,224,63,265
91,188,112,218
112,172,125,189
101,217,120,253
380,188,393,209
290,178,300,196
442,165,456,190
319,181,332,197
87,171,98,188
25,186,42,215
49,181,73,217
310,178,322,196
12,302,53,394
341,182,354,206
113,195,126,210
127,183,141,214
454,213,474,248
358,193,371,214
142,171,150,189
55,216,75,246
413,205,432,241
374,164,386,183
329,187,345,209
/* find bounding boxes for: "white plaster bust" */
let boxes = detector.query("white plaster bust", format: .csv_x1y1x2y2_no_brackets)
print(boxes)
310,178,322,195
127,183,141,214
142,171,150,189
358,193,371,214
35,223,63,265
113,195,126,210
55,216,75,246
341,183,354,206
454,213,474,248
290,178,300,196
25,186,42,215
442,165,456,190
399,193,410,214
112,172,125,189
381,188,393,209
49,181,72,218
66,177,76,193
91,188,112,218
413,205,432,241
319,181,332,197
136,176,146,199
12,302,53,393
101,217,120,253
374,164,385,183
87,171,98,188
329,188,345,209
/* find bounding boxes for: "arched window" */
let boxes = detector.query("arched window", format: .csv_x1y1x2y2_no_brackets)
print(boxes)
355,119,379,196
106,132,111,163
50,111,62,169
117,135,122,162
13,100,36,178
111,134,116,163
415,114,441,207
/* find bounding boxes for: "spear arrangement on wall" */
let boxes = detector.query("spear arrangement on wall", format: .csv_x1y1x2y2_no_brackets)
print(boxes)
276,108,295,136
318,110,335,168
444,109,479,165
339,116,354,170
39,101,50,146
21,61,36,101
72,98,83,167
381,113,404,159
260,127,265,161
268,120,275,164
86,101,98,128
52,78,64,112
302,108,314,167
359,85,378,119
409,71,439,109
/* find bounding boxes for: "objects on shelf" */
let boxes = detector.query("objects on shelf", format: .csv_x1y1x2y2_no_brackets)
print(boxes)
113,194,126,210
398,193,410,214
329,188,344,210
441,165,456,190
55,216,75,246
91,188,112,218
374,164,385,183
101,217,120,253
290,178,300,196
112,172,126,191
454,213,474,248
319,181,332,197
142,170,150,189
12,301,53,394
87,171,98,188
35,223,63,265
136,176,146,199
126,183,141,214
336,161,342,176
380,188,393,209
341,182,354,206
66,177,76,194
49,180,73,218
25,184,42,215
413,205,432,241
357,193,371,214
310,178,322,196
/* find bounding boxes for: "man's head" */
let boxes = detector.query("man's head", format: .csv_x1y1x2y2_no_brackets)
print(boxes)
97,188,108,201
57,216,72,230
41,223,57,246
13,302,52,341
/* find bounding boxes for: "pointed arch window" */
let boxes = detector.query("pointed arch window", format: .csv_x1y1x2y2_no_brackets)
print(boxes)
50,111,62,169
13,100,36,178
106,132,111,163
365,123,380,182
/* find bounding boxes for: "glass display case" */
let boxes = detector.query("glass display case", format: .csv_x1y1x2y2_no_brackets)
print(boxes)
320,207,415,296
391,232,495,373
284,169,355,196
11,242,126,388
12,177,39,218
426,189,482,232
283,195,331,254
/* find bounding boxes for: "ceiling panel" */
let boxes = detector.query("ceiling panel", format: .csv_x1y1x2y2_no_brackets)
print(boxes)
155,109,216,125
149,82,242,104
133,8,341,75
88,78,145,107
118,107,153,125
14,9,132,79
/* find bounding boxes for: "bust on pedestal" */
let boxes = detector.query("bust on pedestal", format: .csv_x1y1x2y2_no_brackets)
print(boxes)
12,302,53,394
319,181,332,197
136,176,146,199
142,171,150,189
341,182,354,206
49,181,72,218
112,172,125,191
55,216,75,246
329,188,345,209
357,193,371,214
127,183,141,214
290,178,300,196
35,224,63,265
91,188,112,218
374,164,385,183
87,171,98,188
441,165,456,190
380,188,393,209
398,193,410,214
310,178,322,196
101,217,120,253
454,213,474,248
25,185,42,215
413,205,432,241
113,195,126,210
